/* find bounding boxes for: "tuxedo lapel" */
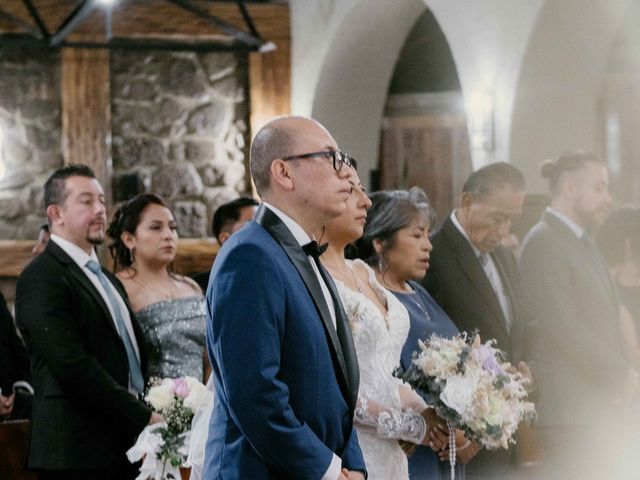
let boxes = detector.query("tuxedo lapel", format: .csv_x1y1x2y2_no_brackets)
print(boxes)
316,261,359,410
47,242,121,338
254,206,353,401
442,218,510,338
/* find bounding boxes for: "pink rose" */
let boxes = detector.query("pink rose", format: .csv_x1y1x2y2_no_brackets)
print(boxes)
173,378,190,398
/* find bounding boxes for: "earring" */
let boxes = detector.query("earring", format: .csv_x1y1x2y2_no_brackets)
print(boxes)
377,256,385,272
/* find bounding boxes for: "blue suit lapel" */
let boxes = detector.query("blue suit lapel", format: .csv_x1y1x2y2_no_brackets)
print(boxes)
254,205,357,409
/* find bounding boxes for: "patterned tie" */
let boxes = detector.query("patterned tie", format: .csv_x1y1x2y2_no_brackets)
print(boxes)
478,253,513,332
86,260,145,394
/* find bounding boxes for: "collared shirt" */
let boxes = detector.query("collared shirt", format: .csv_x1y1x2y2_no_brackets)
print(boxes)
546,207,584,239
450,211,513,331
50,234,141,393
261,203,341,480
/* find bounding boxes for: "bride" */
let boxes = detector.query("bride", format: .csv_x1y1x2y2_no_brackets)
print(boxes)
319,171,446,479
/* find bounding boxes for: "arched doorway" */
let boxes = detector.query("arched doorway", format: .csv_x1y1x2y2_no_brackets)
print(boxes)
379,8,471,222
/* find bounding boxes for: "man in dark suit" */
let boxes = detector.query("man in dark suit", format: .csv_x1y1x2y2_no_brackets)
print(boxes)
15,164,161,480
520,151,637,477
423,162,536,477
192,196,258,292
204,116,366,479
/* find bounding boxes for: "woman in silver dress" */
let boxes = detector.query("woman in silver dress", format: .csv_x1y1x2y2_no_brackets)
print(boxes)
107,194,206,382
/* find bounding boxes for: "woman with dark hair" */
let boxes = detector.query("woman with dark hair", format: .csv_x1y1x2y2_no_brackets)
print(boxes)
107,193,206,381
321,177,447,479
355,187,479,479
596,206,640,369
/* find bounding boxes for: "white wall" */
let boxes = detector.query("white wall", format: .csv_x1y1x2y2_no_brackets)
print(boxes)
510,0,631,191
289,0,629,192
291,0,425,186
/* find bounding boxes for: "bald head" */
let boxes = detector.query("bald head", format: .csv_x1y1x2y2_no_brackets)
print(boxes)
250,116,333,196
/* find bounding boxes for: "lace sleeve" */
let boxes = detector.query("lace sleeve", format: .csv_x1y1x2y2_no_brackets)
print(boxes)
354,396,427,444
398,384,429,412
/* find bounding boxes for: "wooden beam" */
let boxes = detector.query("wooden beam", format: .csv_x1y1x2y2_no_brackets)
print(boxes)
0,2,290,41
249,36,291,133
0,238,219,278
60,47,112,194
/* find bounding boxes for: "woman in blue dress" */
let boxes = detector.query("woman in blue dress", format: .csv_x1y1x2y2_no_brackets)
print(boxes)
355,187,480,479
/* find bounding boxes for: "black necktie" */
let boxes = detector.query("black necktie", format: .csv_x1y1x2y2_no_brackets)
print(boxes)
302,240,328,260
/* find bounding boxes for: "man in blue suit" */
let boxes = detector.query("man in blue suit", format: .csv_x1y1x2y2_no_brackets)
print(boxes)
204,116,366,479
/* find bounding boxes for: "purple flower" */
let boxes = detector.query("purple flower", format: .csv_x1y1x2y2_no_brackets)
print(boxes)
173,378,190,398
475,345,505,376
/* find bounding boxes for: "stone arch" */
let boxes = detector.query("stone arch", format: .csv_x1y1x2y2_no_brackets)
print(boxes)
308,0,427,185
300,0,546,187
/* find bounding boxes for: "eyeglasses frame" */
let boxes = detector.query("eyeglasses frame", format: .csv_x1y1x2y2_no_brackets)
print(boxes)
281,149,356,172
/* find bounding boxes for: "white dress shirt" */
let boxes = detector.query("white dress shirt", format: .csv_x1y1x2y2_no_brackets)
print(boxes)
262,203,342,480
50,234,141,394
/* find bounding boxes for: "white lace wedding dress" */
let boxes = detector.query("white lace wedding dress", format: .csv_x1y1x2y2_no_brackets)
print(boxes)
335,260,429,480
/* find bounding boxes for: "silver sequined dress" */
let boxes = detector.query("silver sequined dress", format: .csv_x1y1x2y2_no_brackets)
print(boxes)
135,296,206,380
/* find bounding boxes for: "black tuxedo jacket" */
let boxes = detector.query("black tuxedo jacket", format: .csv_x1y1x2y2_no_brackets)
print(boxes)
15,240,152,470
520,211,629,426
422,216,537,365
0,290,30,397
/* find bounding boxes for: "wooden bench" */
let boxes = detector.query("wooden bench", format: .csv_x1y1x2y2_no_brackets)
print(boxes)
0,419,39,480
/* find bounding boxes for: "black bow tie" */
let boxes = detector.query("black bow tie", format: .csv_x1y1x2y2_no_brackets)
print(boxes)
302,240,328,260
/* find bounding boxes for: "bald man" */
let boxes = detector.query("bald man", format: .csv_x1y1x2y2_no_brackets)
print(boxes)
203,117,365,480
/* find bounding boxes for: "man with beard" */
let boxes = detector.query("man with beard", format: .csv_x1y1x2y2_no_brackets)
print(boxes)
15,164,161,480
520,151,638,479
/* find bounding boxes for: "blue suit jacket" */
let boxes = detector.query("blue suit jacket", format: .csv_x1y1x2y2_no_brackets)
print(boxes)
203,206,365,479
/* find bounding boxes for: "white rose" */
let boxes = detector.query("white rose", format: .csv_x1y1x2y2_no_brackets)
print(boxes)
183,382,212,412
441,373,478,416
146,380,175,411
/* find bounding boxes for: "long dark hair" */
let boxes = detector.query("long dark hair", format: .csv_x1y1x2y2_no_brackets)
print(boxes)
107,193,175,272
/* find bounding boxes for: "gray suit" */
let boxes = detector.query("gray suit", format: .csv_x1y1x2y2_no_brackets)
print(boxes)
519,211,628,427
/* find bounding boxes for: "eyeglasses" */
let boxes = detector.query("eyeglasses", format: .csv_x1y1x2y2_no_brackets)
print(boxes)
282,150,357,172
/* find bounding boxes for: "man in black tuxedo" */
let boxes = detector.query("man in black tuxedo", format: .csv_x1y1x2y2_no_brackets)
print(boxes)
15,164,161,480
520,151,637,477
423,162,537,477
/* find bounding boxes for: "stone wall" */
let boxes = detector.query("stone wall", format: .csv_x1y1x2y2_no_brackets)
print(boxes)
110,50,250,237
0,46,62,240
0,48,250,240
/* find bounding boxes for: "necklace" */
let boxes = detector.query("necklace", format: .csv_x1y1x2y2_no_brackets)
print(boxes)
129,272,178,300
404,289,432,321
346,263,364,293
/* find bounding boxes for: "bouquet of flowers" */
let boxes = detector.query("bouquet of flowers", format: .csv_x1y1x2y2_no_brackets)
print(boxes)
398,333,535,478
127,377,212,480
